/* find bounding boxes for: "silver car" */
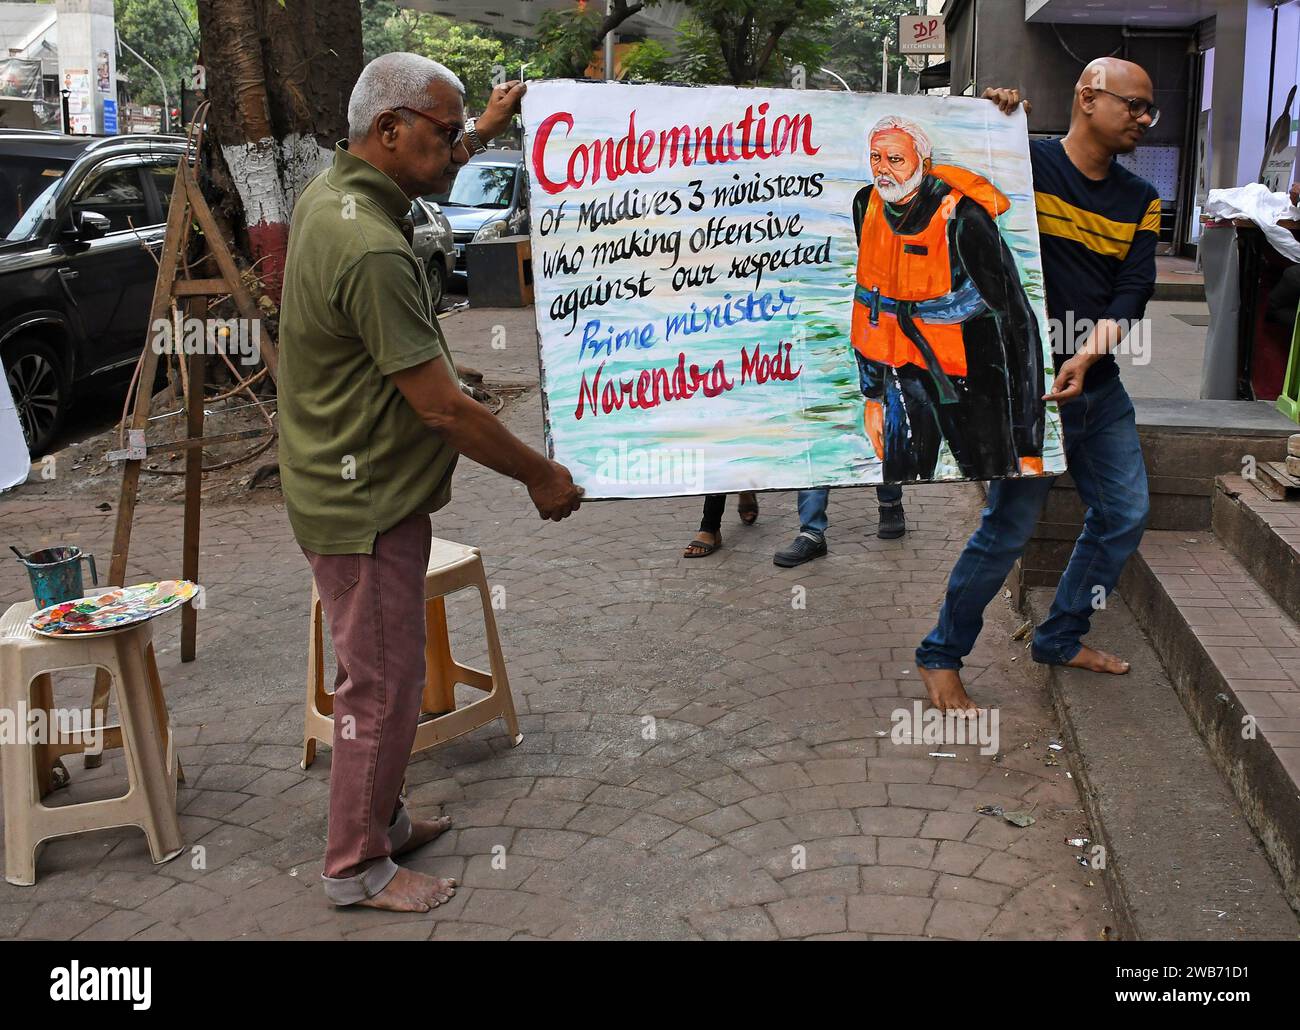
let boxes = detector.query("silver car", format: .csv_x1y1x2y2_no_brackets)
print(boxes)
409,197,454,310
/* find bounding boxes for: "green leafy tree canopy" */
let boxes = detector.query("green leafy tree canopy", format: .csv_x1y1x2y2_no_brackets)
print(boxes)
115,0,199,108
359,0,536,111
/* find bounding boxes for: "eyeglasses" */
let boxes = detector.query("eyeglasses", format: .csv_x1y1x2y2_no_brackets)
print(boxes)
394,106,465,150
1090,88,1161,127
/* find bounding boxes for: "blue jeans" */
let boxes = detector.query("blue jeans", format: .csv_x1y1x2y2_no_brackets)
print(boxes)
916,376,1149,669
798,484,903,536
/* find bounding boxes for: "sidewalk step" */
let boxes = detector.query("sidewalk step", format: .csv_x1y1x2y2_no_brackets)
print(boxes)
1120,530,1300,916
1213,474,1300,625
1018,402,1294,590
1024,588,1298,939
1152,280,1205,302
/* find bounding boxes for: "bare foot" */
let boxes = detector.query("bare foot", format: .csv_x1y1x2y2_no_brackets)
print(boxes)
1061,645,1130,675
352,867,458,913
393,815,453,858
683,531,721,558
917,665,980,715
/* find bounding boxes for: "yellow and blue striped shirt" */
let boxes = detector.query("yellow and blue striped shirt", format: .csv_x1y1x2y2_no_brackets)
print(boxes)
1031,137,1160,387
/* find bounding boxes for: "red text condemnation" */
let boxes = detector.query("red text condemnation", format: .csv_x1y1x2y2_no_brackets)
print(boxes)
532,104,820,195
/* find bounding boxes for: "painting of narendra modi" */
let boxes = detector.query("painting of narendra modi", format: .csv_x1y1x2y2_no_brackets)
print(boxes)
521,81,1063,498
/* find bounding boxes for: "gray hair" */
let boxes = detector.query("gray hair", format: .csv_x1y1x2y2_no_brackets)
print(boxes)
347,52,465,141
869,115,932,161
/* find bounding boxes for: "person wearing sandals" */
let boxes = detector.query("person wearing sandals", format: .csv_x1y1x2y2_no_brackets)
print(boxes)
684,491,759,558
773,485,905,567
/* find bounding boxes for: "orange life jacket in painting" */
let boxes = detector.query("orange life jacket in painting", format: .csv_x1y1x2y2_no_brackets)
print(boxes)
850,166,1010,379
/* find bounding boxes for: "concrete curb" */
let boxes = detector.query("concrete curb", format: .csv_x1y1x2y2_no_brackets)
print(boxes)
1213,474,1300,624
1021,588,1298,939
1121,540,1300,916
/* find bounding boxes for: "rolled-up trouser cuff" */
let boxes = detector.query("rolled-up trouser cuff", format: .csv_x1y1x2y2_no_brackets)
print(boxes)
1031,640,1081,666
914,646,962,671
322,857,400,906
388,805,412,853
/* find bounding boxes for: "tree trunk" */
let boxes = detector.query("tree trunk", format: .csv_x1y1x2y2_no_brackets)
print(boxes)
196,0,363,302
750,0,805,84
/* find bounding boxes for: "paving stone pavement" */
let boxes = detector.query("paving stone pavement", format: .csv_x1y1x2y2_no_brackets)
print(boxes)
0,308,1112,940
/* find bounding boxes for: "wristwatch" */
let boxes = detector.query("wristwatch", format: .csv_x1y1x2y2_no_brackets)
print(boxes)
464,117,488,156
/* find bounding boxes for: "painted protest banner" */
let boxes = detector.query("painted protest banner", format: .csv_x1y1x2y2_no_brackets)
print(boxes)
521,81,1065,498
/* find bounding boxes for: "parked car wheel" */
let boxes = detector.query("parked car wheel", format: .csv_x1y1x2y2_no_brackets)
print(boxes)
427,256,447,312
3,335,68,455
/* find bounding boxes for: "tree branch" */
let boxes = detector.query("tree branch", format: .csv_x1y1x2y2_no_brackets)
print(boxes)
587,0,646,56
752,0,807,84
710,10,747,85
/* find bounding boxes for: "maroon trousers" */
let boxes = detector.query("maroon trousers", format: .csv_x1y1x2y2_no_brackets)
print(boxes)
302,513,431,900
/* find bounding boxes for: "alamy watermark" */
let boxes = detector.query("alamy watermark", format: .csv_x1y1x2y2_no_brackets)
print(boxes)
151,316,262,366
1048,314,1151,366
890,700,1000,756
49,962,150,1009
592,442,706,491
0,701,104,755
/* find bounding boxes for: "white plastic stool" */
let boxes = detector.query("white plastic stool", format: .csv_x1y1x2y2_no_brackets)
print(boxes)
302,537,523,770
0,600,184,886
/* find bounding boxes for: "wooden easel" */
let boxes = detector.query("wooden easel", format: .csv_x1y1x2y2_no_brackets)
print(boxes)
85,108,279,766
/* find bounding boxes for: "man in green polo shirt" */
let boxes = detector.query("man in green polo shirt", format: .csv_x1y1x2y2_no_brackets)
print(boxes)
279,52,582,913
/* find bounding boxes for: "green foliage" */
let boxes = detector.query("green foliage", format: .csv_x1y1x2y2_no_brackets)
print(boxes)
532,7,604,79
360,0,913,103
354,0,900,98
360,0,408,61
815,0,920,92
670,15,731,85
593,1,840,88
114,0,199,107
358,0,538,110
569,0,912,92
675,0,835,86
618,40,674,83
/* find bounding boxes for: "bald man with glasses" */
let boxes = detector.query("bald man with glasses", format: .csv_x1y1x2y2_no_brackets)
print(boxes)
917,57,1161,713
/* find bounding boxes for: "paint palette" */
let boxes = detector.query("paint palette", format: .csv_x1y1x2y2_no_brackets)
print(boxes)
29,580,200,636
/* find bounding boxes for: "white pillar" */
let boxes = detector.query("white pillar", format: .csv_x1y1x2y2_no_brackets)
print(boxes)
1210,0,1285,189
55,0,118,134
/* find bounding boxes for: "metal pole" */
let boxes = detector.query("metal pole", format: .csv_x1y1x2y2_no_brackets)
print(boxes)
117,31,170,133
1267,4,1278,138
60,89,70,134
605,0,616,81
882,38,889,93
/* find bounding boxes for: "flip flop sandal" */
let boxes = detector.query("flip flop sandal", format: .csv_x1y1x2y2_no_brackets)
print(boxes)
738,496,759,525
684,533,722,558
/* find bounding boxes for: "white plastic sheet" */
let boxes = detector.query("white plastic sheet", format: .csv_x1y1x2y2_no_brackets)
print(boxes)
1204,182,1300,264
0,371,31,492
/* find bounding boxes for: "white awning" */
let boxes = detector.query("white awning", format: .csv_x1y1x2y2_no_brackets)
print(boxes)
397,1,687,43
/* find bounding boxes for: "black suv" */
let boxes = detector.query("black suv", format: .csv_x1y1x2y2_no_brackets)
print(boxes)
0,130,188,453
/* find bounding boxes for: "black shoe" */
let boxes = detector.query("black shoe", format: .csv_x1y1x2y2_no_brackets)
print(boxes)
774,532,828,567
877,504,906,539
